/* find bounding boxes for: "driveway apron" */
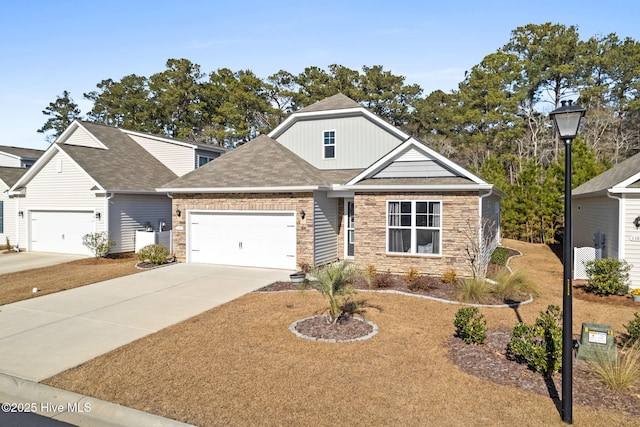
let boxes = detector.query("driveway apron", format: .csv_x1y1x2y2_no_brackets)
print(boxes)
0,263,292,382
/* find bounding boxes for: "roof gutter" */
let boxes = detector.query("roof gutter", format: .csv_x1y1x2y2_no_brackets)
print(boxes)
156,186,323,193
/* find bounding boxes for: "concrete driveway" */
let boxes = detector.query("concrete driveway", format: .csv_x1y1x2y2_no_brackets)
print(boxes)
0,263,292,382
0,252,88,275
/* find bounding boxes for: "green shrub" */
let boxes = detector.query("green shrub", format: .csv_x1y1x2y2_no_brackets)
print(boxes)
453,307,487,344
490,247,510,266
508,305,563,378
82,232,115,259
138,244,169,265
585,258,631,296
624,313,640,345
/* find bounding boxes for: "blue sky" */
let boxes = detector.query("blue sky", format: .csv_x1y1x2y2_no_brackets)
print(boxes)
2,0,639,150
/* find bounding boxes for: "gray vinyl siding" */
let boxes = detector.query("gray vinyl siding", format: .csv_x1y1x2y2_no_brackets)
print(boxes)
573,195,618,259
16,151,104,250
276,116,403,170
374,160,457,178
0,190,16,247
480,194,501,273
109,193,172,253
127,135,195,177
313,191,339,265
623,197,640,288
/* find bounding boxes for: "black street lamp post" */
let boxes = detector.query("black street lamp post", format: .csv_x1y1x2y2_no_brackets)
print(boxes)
549,99,586,425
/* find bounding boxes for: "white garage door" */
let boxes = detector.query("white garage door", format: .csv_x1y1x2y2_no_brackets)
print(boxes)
30,211,95,255
189,211,296,269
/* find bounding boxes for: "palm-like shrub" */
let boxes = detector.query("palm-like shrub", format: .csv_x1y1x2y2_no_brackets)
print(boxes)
307,261,364,324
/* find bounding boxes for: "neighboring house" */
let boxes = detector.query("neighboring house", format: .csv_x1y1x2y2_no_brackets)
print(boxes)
0,146,45,247
8,121,224,255
0,145,44,168
160,94,502,276
573,152,640,289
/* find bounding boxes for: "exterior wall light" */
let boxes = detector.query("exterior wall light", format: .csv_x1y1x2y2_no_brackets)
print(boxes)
300,209,305,219
634,216,640,229
176,208,181,217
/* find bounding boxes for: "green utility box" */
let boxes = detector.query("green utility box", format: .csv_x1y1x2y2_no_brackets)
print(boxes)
575,323,617,363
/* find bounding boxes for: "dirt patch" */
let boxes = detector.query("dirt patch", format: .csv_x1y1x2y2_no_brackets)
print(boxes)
292,316,374,341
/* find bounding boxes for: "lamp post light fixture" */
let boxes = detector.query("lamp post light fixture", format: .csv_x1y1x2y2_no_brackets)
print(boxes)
549,99,586,425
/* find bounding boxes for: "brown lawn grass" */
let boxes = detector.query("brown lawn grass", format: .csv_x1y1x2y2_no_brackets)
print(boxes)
0,253,139,305
37,240,640,426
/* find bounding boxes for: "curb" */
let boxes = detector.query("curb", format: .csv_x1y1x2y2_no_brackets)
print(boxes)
0,373,194,427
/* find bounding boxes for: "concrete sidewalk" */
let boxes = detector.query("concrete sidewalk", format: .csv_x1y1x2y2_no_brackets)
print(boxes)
0,252,88,275
0,263,291,382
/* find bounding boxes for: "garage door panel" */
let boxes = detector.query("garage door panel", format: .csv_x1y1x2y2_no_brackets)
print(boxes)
189,211,296,269
31,211,94,255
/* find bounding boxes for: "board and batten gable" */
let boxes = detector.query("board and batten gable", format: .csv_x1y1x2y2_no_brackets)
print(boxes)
109,193,172,253
573,195,619,259
15,150,104,250
126,134,196,177
275,115,404,170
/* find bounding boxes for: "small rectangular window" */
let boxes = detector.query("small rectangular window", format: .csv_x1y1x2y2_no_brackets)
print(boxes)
323,130,335,159
197,155,214,168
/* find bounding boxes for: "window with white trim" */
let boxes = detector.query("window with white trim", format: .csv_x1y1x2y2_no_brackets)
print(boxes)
387,201,441,255
323,130,335,159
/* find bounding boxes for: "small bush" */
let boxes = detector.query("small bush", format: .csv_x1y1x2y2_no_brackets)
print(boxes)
441,269,459,285
454,307,487,344
590,343,640,392
371,272,398,289
508,305,563,378
456,277,493,304
403,267,420,282
366,264,377,278
492,269,539,300
585,258,631,296
138,244,169,265
490,247,510,266
82,232,115,259
408,276,440,292
624,313,640,345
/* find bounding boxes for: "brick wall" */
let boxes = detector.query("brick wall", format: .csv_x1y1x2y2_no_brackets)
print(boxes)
354,192,479,277
171,192,314,266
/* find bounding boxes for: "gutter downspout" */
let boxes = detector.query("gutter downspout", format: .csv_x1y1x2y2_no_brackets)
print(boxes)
607,190,624,260
104,192,114,242
167,192,174,254
14,195,20,252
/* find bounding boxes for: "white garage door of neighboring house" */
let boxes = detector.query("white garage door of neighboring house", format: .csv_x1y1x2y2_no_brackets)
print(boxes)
30,211,95,255
189,211,296,270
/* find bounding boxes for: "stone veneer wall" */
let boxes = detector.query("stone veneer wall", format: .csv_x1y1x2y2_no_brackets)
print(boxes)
354,192,479,277
171,192,314,267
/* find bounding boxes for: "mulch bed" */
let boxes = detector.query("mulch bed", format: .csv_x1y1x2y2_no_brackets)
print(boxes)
293,316,373,341
448,328,640,418
573,281,640,308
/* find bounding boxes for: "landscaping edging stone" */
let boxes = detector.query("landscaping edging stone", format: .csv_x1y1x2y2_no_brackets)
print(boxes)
289,316,379,343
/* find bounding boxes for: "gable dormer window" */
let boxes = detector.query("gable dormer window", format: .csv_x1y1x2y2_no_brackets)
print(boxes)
323,130,335,159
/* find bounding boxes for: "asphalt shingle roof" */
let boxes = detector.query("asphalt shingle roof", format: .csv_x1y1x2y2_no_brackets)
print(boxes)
0,166,28,187
162,135,361,189
573,152,640,196
0,146,44,159
58,122,178,192
297,93,361,113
